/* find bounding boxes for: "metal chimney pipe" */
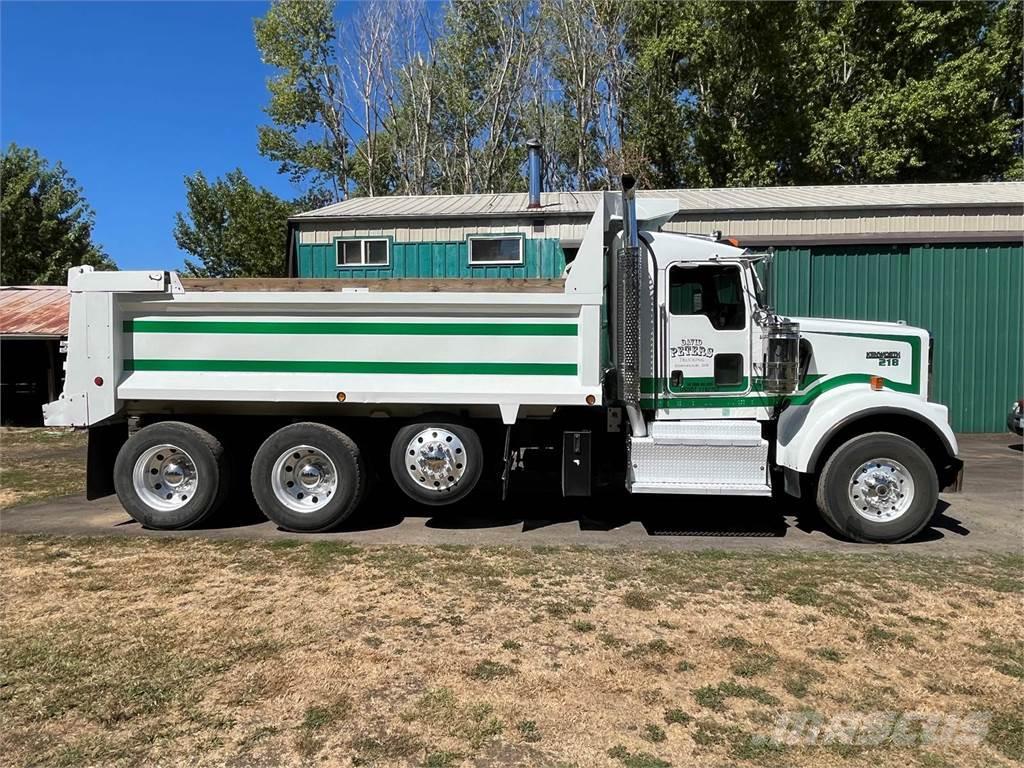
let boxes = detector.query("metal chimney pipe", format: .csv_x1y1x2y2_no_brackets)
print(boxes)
526,138,542,209
621,173,638,249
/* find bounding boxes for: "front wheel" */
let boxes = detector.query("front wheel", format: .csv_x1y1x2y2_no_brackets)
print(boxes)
816,431,939,543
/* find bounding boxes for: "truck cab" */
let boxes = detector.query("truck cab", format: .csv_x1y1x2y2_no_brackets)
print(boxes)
605,180,961,541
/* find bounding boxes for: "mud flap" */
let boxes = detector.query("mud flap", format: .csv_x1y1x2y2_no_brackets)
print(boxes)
86,421,128,500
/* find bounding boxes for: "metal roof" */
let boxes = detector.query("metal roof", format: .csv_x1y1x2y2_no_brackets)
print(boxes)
292,191,598,220
292,181,1024,221
0,286,70,337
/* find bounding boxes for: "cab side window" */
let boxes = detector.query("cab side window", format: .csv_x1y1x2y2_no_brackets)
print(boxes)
668,264,745,330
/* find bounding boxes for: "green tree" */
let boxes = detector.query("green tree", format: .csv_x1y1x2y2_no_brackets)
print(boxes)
254,0,347,200
173,169,296,278
0,143,114,285
624,0,1023,186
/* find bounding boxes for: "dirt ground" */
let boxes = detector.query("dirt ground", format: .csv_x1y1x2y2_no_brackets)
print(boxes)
1,535,1021,768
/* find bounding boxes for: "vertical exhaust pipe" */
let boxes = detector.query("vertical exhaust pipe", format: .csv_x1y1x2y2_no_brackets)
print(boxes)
617,174,647,438
527,138,542,209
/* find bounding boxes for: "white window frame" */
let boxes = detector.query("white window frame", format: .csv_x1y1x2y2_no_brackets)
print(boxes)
335,237,390,268
467,234,524,266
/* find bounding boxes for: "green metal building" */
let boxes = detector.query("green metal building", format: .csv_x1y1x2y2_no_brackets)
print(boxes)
290,182,1023,432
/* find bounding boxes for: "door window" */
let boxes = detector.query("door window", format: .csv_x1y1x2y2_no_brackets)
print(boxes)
668,264,745,330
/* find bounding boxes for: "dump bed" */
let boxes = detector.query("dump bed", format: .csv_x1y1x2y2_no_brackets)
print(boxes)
44,269,604,428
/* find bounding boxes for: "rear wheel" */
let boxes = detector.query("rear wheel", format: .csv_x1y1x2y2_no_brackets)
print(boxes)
816,431,938,543
251,422,365,532
389,422,483,506
113,421,227,529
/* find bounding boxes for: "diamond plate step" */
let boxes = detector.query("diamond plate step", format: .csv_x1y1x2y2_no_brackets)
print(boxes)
629,420,771,495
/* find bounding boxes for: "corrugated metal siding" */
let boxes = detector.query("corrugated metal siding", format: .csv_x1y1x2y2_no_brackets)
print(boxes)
664,206,1023,240
297,238,566,280
298,217,592,247
298,207,1022,246
771,243,1023,432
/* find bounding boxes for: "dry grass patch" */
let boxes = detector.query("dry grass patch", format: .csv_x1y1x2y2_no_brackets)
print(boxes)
0,428,86,507
0,535,1021,767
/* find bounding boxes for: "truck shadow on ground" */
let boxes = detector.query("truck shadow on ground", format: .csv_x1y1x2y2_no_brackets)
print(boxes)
411,496,968,544
207,481,970,545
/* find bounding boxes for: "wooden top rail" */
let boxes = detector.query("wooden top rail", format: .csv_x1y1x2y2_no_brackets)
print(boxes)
179,278,567,294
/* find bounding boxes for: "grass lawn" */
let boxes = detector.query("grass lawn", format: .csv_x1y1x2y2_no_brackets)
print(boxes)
1,535,1021,767
0,428,87,508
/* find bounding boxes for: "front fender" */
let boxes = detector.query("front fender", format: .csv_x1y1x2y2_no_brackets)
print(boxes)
775,387,958,473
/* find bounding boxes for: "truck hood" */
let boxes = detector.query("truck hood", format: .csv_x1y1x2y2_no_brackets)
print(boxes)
789,316,928,339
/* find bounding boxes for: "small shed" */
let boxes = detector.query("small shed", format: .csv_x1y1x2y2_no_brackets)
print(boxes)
0,286,70,426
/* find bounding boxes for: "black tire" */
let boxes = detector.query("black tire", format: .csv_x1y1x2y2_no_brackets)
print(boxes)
816,431,939,544
250,422,365,532
389,421,483,506
113,421,228,529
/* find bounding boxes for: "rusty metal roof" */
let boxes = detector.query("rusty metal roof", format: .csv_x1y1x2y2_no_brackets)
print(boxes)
0,286,70,337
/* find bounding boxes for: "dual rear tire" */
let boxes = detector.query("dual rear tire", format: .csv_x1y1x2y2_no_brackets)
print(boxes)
113,421,229,530
249,422,366,532
114,418,483,532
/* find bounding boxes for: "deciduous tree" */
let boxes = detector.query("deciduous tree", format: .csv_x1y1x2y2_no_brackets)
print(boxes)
624,0,1023,186
173,169,296,278
0,143,114,285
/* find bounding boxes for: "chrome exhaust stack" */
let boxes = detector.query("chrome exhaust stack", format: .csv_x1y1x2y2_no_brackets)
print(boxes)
616,174,647,438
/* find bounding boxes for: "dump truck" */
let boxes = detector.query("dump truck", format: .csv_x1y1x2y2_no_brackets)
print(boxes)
44,178,963,542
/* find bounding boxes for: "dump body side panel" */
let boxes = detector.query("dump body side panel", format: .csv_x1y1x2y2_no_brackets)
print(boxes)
46,276,603,427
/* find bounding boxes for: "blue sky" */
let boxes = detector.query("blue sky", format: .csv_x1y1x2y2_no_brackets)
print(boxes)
2,0,320,270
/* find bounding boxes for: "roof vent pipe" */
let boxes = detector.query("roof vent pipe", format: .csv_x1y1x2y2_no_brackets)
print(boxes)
526,138,542,209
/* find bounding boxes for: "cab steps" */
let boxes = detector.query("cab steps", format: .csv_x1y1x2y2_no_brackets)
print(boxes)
628,420,772,496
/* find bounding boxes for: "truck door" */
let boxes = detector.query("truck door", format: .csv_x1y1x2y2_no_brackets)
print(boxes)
659,262,752,408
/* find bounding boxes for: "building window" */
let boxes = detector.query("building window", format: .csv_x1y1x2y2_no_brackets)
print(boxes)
468,235,524,265
336,238,390,267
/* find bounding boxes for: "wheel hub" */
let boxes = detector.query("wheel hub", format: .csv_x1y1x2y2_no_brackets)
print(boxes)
271,445,337,513
405,428,466,492
298,464,322,487
848,458,915,522
162,462,186,487
132,444,199,511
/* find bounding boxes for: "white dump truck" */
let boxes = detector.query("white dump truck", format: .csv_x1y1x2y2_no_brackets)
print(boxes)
45,178,962,542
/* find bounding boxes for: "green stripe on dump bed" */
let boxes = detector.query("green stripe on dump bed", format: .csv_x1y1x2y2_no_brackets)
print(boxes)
124,359,577,376
124,320,577,336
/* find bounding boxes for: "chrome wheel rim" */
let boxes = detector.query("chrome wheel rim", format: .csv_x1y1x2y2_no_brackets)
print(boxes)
404,427,467,492
848,457,915,522
132,443,199,511
271,445,337,513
